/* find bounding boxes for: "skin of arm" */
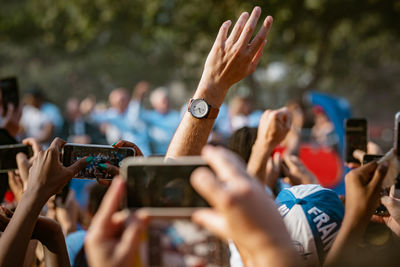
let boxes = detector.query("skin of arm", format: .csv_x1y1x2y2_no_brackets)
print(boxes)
247,108,291,188
166,6,273,157
0,138,87,267
323,162,388,267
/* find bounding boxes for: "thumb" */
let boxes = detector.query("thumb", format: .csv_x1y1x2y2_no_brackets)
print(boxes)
68,157,89,177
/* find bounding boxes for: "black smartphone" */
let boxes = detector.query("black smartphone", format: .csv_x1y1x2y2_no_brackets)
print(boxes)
0,77,19,116
62,144,135,179
345,118,367,163
362,154,383,165
121,157,209,217
0,144,33,173
395,112,400,157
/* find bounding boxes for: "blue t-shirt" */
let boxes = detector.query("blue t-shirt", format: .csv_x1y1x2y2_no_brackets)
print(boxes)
66,230,87,265
139,107,180,155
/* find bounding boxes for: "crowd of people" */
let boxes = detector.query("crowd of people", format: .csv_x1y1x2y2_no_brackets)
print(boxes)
1,6,400,267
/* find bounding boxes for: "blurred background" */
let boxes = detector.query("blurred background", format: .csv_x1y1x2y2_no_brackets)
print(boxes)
1,0,400,148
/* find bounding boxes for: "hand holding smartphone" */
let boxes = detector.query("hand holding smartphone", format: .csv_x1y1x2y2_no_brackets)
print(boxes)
62,143,135,179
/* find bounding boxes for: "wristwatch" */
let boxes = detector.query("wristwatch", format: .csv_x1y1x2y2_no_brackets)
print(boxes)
188,98,219,119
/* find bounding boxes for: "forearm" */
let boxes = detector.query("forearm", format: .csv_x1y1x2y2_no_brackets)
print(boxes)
0,190,45,267
247,140,274,185
43,240,70,267
35,218,71,267
166,83,227,157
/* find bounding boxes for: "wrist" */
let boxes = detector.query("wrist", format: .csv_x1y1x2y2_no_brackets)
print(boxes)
194,79,229,108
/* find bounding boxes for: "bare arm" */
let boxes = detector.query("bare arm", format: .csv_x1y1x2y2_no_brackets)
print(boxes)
247,108,291,187
166,7,273,157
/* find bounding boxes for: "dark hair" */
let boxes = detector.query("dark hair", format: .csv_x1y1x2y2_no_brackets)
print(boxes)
227,127,258,163
87,184,108,215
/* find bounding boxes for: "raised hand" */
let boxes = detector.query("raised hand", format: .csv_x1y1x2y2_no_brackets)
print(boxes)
194,6,273,107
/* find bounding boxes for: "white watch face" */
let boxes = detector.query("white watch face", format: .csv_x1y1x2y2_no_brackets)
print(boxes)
190,99,209,118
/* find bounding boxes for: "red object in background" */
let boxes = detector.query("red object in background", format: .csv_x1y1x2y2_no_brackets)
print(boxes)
299,145,343,188
4,190,15,203
273,144,343,188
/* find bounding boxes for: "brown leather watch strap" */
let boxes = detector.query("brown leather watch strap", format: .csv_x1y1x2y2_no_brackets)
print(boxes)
207,106,219,119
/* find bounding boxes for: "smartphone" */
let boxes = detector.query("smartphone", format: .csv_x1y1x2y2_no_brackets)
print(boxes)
0,77,19,116
121,156,209,217
143,219,230,267
345,118,367,163
362,154,383,165
0,144,33,173
395,112,400,156
62,143,135,179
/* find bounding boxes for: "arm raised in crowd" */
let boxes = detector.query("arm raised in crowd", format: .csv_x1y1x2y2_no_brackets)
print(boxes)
247,108,291,188
0,138,87,267
191,146,299,267
324,161,388,267
166,6,273,156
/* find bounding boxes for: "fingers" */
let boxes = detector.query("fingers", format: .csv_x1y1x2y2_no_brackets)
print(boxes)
191,167,223,207
98,163,120,177
215,20,232,46
22,138,42,157
249,16,273,56
226,12,249,45
353,149,366,163
192,209,227,240
369,162,389,191
237,6,261,48
68,157,89,177
119,212,149,253
0,206,13,218
201,145,248,183
112,140,144,156
49,137,66,152
16,152,30,184
248,40,266,73
93,177,125,227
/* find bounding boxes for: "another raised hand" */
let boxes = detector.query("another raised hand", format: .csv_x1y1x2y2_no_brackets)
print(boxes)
191,146,298,267
282,155,318,185
247,108,291,185
167,7,273,157
85,177,149,267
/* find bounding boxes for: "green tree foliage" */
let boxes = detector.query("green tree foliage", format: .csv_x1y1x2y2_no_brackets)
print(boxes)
0,0,399,121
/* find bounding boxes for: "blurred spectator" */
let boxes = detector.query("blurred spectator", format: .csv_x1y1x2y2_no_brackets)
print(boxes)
20,88,55,146
136,86,180,155
66,183,107,267
91,88,151,155
311,105,338,147
60,98,106,144
229,96,263,131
